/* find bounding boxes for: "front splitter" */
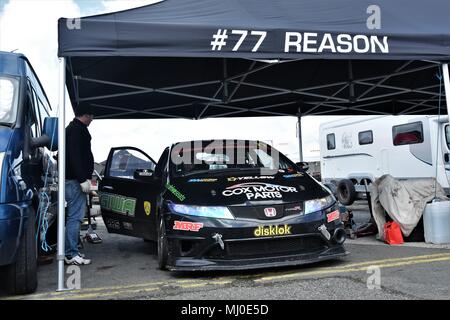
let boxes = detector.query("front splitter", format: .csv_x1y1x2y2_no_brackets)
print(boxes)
168,245,349,272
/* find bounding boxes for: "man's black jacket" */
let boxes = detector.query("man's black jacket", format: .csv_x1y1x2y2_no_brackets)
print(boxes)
65,118,94,183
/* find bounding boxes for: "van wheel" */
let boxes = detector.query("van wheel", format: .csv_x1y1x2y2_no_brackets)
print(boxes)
4,208,38,295
337,179,356,206
157,216,168,270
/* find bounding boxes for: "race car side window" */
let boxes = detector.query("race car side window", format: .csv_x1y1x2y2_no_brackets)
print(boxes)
109,148,155,179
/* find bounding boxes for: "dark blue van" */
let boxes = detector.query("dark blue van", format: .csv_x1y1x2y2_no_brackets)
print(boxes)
0,51,58,294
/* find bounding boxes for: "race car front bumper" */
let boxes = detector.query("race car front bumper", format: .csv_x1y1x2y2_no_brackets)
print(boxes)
164,206,349,271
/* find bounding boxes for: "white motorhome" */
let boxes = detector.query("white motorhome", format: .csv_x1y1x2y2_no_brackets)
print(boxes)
319,115,450,205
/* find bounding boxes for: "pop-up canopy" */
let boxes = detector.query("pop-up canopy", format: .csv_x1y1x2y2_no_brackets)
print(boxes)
56,0,450,291
58,0,450,119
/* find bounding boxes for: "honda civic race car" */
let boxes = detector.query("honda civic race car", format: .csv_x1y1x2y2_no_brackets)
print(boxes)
99,140,348,271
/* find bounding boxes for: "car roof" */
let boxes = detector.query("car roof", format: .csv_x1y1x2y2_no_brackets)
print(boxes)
173,139,266,145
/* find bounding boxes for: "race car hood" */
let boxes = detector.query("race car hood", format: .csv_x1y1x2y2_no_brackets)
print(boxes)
165,171,331,206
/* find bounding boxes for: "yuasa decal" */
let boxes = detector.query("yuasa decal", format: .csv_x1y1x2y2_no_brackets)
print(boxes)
283,173,304,178
327,210,340,223
144,201,151,216
222,182,298,200
227,176,275,182
165,183,186,201
100,192,137,217
264,207,277,217
254,225,292,237
188,178,218,183
173,221,204,232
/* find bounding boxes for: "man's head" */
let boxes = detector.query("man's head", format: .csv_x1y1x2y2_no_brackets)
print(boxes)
75,106,94,126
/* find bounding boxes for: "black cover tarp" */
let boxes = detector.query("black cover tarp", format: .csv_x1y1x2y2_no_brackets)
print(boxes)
58,0,450,119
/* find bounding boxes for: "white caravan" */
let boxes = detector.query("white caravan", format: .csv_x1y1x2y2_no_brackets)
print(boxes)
319,115,450,205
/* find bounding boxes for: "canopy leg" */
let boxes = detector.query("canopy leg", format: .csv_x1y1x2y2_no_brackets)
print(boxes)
57,58,67,292
443,63,450,119
297,111,303,162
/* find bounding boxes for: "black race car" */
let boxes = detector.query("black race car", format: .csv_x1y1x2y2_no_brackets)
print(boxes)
99,140,348,271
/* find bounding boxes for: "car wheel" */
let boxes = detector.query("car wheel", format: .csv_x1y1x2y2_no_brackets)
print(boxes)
3,208,38,295
157,216,169,270
337,179,356,206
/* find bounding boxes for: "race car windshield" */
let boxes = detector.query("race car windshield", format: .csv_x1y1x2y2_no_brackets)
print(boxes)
171,141,296,177
0,77,19,124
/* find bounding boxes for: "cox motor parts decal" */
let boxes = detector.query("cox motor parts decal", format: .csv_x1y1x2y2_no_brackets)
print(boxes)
222,182,298,200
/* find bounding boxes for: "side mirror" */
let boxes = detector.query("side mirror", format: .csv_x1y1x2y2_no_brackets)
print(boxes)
296,161,309,171
31,117,58,151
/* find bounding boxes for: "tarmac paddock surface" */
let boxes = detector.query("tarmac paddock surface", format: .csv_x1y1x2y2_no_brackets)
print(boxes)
2,212,450,300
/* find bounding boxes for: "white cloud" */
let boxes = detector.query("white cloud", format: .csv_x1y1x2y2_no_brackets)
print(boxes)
100,0,161,13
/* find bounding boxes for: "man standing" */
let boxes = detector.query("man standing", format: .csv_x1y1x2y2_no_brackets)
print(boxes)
64,107,94,265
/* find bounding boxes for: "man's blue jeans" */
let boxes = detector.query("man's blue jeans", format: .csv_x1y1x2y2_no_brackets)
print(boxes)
65,180,86,258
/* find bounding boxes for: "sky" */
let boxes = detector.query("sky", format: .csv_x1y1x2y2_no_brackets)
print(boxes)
0,0,345,163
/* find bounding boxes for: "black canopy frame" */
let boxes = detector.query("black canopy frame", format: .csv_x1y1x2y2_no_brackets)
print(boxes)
55,0,450,292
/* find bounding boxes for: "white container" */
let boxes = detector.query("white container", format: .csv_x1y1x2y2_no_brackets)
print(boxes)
423,201,450,244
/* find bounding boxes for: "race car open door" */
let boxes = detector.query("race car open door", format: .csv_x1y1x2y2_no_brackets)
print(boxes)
100,147,159,241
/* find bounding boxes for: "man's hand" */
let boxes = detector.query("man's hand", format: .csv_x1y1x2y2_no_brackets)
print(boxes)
80,180,91,194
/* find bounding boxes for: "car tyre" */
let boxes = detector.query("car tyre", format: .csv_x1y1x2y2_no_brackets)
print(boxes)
157,216,169,270
337,179,356,206
3,208,38,295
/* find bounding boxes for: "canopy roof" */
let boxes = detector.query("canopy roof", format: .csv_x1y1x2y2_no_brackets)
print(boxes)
58,0,450,119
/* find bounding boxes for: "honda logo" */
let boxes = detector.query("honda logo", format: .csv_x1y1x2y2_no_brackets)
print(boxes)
264,207,277,217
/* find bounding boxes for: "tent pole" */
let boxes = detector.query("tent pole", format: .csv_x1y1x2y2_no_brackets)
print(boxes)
297,109,303,162
443,63,450,119
57,57,66,292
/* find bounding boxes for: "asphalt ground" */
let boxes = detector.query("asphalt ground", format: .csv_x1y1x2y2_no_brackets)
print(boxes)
1,206,450,300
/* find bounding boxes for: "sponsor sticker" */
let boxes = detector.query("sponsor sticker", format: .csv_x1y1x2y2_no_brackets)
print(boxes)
144,201,151,216
254,225,292,237
165,183,186,201
105,219,120,230
283,173,304,178
223,182,298,200
122,222,133,231
188,178,218,183
327,210,340,223
100,192,137,217
227,176,275,182
173,221,204,232
285,205,302,213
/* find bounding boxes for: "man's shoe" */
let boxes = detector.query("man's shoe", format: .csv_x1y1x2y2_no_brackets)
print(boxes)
64,255,91,265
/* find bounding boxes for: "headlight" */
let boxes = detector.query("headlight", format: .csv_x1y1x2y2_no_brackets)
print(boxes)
304,196,335,215
168,203,235,220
